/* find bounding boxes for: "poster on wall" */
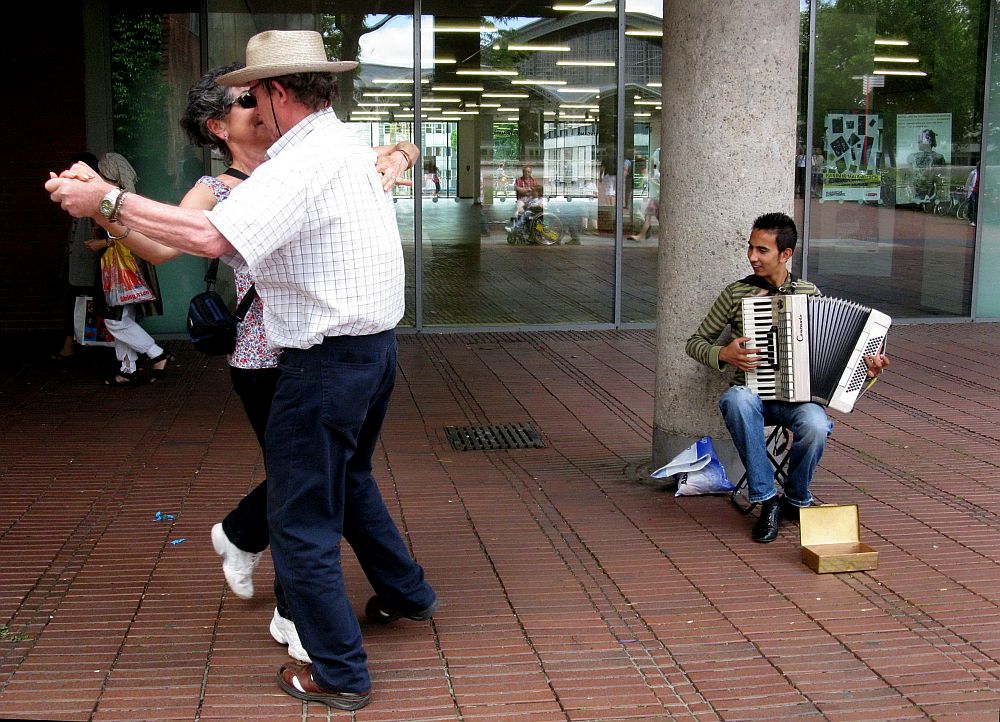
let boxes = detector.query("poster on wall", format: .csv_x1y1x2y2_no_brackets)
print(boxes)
822,113,882,203
896,113,952,206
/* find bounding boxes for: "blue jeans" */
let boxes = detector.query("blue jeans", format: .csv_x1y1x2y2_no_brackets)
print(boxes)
265,330,436,693
719,386,833,506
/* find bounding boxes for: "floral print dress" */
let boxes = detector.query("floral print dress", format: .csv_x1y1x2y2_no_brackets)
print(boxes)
198,175,278,370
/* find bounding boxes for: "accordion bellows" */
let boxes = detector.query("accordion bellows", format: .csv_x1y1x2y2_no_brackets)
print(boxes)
741,295,891,413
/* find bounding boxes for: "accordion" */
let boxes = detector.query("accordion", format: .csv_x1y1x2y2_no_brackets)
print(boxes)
741,294,891,413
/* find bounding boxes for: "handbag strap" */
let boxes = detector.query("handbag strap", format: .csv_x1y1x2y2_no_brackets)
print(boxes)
222,167,250,181
202,168,249,290
203,258,221,290
233,285,258,321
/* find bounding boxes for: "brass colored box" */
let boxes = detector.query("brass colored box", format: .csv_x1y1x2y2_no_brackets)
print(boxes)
799,504,878,574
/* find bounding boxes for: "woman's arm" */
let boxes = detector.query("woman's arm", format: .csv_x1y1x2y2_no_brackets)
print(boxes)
373,141,421,191
92,182,220,265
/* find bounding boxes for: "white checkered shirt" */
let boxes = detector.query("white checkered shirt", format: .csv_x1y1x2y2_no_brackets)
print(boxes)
209,108,404,349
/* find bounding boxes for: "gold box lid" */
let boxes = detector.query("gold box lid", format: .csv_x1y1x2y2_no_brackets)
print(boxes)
799,504,861,546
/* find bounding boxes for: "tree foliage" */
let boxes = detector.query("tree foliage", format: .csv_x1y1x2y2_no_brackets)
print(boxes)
110,15,170,183
811,0,988,159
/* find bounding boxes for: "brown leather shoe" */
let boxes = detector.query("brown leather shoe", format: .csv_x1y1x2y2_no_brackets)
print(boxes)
277,662,371,710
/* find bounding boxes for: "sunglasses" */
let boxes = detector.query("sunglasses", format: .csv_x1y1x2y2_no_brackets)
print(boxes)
233,91,257,109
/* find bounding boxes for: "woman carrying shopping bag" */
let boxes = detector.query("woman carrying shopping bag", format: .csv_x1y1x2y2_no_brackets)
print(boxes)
92,153,169,385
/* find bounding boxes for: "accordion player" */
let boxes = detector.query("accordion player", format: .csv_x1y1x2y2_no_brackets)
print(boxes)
741,294,891,413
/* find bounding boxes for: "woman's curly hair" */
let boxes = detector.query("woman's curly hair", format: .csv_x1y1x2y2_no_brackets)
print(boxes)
180,62,244,164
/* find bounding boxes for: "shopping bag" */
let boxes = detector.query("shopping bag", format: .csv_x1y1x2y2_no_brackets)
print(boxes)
100,241,155,306
650,435,734,496
72,295,114,347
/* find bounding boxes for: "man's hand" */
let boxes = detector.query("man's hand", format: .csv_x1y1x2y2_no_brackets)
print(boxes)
375,150,412,192
83,238,107,253
864,353,890,378
719,336,762,372
45,162,115,219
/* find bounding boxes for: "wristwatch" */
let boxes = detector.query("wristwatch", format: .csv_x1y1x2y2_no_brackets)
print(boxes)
99,188,126,222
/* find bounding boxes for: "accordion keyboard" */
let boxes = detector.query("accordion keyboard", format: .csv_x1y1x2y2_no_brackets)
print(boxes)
741,296,779,398
741,294,812,403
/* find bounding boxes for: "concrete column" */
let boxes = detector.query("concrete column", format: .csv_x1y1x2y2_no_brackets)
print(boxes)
653,1,799,472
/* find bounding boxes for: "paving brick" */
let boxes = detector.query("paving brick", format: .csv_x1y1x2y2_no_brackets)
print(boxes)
4,329,1000,720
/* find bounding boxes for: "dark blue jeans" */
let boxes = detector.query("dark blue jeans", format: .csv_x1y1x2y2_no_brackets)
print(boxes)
265,330,435,693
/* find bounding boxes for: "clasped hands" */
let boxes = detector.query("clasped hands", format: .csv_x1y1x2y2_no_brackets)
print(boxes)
48,151,413,212
721,336,890,378
44,162,113,220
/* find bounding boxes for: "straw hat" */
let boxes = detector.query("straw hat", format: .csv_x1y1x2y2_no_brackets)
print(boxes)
218,30,358,86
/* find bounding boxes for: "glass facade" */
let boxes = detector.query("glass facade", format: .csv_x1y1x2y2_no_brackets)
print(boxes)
99,1,1000,332
801,0,989,319
109,11,205,333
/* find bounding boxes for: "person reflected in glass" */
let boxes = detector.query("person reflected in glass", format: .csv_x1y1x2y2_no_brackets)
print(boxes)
506,184,546,238
966,163,979,227
628,162,659,242
811,147,824,198
494,160,508,200
906,128,945,205
514,164,539,215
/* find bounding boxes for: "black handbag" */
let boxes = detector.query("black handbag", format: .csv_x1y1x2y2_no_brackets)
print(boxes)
187,258,257,355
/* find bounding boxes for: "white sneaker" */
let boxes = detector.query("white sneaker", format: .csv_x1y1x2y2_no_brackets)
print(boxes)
270,607,311,663
210,523,262,599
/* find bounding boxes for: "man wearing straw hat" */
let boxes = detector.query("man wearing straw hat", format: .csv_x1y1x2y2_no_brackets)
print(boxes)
46,29,437,710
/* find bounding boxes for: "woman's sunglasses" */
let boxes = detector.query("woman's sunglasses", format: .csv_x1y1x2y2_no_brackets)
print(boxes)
233,91,257,109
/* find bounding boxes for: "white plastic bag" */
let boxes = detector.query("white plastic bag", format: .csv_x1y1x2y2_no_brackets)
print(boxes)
650,436,734,497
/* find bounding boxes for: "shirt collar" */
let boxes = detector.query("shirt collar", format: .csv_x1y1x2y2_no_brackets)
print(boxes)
266,107,339,159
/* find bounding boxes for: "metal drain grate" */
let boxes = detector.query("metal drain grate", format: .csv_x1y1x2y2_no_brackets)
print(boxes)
445,422,545,451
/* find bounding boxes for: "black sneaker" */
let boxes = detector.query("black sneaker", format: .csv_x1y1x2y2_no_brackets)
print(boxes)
365,595,440,624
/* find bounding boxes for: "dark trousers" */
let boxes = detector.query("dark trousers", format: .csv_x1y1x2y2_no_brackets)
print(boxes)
224,365,289,617
266,331,435,693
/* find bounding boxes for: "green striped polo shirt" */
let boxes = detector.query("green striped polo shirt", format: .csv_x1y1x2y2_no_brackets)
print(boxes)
685,276,821,385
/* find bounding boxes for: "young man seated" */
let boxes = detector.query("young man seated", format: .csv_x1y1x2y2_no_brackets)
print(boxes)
685,212,889,543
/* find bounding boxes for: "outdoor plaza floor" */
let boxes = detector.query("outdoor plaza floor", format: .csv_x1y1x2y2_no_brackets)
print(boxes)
3,324,1000,721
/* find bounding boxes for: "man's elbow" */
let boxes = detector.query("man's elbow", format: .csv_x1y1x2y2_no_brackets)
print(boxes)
197,232,233,259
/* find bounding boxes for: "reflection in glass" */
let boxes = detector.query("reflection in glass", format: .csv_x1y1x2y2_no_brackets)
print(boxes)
976,4,1000,316
111,11,204,333
343,15,417,324
418,8,619,326
806,0,988,318
623,0,662,323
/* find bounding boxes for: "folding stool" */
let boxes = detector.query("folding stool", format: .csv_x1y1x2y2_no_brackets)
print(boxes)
729,425,791,514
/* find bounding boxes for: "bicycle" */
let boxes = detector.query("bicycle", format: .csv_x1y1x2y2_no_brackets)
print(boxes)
933,189,964,217
956,196,971,221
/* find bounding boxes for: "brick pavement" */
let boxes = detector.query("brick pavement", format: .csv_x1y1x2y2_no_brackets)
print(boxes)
2,325,1000,721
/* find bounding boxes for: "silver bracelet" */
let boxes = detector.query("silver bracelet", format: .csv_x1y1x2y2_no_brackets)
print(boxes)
107,227,131,241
